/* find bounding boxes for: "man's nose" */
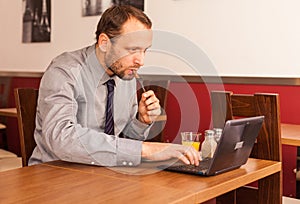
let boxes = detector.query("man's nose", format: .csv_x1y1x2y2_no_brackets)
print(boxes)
134,51,145,66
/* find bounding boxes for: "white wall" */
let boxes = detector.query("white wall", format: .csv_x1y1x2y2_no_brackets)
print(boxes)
0,0,299,77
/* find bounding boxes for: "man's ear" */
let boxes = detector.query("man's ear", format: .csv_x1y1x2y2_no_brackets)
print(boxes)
98,33,109,52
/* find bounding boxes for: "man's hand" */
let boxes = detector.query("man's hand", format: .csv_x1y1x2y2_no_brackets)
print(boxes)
138,90,161,124
141,142,201,166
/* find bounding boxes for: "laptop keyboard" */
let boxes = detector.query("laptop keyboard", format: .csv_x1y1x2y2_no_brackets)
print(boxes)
162,158,212,174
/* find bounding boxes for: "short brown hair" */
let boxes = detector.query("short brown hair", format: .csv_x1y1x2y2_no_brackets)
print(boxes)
95,5,152,43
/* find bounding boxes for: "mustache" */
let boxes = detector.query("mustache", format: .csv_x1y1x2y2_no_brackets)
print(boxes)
130,64,140,69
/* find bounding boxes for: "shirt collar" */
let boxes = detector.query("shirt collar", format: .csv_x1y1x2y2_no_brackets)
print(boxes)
86,45,121,88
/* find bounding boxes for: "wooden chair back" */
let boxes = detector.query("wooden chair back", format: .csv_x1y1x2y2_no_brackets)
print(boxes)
0,77,11,149
137,80,170,142
14,88,38,167
211,90,282,204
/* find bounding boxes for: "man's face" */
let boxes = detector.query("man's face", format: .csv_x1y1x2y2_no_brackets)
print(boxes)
104,19,152,80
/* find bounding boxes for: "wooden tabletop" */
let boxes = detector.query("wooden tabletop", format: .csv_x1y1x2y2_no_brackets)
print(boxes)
0,108,17,117
281,123,300,146
0,158,281,204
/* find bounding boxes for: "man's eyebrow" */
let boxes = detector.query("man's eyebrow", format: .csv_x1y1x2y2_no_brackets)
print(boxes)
143,44,152,51
126,44,152,50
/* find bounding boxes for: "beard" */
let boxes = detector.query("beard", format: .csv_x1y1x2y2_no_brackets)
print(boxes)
107,59,137,81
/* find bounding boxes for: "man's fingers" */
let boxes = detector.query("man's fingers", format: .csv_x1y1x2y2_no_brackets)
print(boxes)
142,90,155,100
178,146,201,166
176,152,190,165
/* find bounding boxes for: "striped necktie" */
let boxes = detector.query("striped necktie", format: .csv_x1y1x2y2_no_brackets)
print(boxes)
104,79,115,135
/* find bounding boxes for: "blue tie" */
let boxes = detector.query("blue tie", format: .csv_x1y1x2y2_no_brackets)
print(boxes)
104,79,115,135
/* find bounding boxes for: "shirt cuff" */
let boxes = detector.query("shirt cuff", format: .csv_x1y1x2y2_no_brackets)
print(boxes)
116,138,143,166
133,118,152,132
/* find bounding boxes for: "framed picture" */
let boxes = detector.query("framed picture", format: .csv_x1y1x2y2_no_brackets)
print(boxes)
82,0,144,17
22,0,51,43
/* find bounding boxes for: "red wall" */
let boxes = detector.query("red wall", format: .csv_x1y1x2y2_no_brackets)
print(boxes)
4,78,299,197
165,82,300,141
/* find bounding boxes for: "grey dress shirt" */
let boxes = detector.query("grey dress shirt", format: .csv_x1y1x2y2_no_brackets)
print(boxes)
29,45,151,167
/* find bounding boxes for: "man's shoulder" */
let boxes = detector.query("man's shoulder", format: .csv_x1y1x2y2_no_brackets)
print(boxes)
53,45,95,64
45,45,96,72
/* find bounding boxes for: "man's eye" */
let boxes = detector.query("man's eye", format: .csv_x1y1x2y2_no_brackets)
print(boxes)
128,48,139,53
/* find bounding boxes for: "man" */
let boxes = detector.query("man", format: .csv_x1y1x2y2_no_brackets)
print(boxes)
29,5,200,167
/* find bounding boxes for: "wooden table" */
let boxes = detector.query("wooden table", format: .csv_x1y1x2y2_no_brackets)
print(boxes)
281,123,300,146
0,108,17,117
0,158,281,204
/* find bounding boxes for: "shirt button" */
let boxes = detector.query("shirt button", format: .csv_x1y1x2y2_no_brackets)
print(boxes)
91,161,95,165
128,162,133,166
122,161,127,166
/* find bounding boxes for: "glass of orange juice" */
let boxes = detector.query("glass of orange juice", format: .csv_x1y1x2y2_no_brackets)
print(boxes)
181,132,201,151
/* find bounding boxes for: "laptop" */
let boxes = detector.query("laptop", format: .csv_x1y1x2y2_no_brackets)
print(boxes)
158,116,264,176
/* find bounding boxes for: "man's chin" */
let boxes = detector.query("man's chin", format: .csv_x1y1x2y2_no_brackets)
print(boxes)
119,74,134,81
